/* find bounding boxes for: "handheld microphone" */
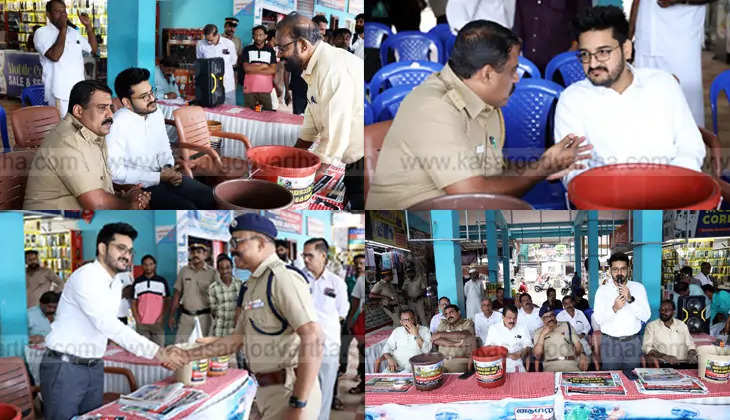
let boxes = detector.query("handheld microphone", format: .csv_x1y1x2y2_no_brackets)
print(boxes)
67,19,77,29
615,274,626,284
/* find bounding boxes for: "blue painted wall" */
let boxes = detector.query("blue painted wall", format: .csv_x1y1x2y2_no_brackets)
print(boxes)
314,1,358,28
0,212,27,357
107,1,156,94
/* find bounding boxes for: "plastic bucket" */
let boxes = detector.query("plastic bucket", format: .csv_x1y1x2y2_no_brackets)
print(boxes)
214,179,294,210
697,344,730,383
208,354,232,377
568,164,721,209
247,146,321,205
0,404,20,420
408,194,533,210
174,343,209,386
472,346,508,388
409,352,445,391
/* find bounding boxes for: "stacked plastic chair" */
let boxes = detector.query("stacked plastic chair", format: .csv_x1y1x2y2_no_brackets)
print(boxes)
21,85,47,106
369,61,441,101
518,56,541,80
379,31,443,66
371,85,413,122
364,22,392,49
545,51,586,87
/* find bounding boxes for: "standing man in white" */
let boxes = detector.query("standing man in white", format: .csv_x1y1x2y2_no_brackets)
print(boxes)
464,268,483,320
196,24,238,105
630,0,717,127
34,0,98,118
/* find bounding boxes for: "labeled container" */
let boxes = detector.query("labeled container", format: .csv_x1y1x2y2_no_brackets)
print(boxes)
208,354,232,377
697,344,730,383
409,352,445,391
472,346,508,388
0,404,20,420
247,146,321,205
174,343,209,386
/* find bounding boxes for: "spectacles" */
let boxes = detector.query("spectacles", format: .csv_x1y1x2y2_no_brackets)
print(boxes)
111,243,135,257
576,45,620,64
229,236,258,249
301,252,317,260
133,87,157,101
278,39,296,52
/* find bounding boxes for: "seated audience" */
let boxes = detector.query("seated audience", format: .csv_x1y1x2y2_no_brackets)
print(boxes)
642,300,697,368
430,296,450,333
556,295,592,357
540,287,564,312
28,291,60,344
517,293,543,339
534,306,588,372
474,297,503,346
485,304,532,372
380,310,432,372
432,305,475,372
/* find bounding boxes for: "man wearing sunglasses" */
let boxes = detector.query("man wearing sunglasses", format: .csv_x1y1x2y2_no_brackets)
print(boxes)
169,242,217,343
554,6,704,188
106,67,215,209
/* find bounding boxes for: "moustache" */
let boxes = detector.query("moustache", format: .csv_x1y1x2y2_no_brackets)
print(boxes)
615,274,626,283
102,118,113,125
589,67,607,74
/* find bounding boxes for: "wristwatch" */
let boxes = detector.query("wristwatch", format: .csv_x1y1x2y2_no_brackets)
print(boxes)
289,396,307,408
628,296,635,304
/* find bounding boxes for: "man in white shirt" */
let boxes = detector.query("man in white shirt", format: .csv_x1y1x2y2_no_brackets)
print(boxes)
474,297,503,346
694,262,714,287
351,13,365,60
485,304,532,372
630,0,714,126
196,24,238,105
107,67,214,209
556,295,592,357
34,0,98,118
464,268,483,320
380,309,432,372
430,296,450,333
555,6,705,187
303,238,349,420
40,223,183,420
516,293,543,339
593,252,650,370
447,0,514,32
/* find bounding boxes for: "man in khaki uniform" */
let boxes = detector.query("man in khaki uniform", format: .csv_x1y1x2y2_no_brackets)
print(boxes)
403,267,428,326
171,213,323,420
26,250,64,308
533,306,588,372
23,80,150,210
432,304,476,372
369,273,400,326
169,243,217,343
276,13,365,209
366,20,592,209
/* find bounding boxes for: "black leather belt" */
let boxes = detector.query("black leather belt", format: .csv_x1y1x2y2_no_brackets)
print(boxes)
255,367,299,387
47,349,101,367
181,307,211,316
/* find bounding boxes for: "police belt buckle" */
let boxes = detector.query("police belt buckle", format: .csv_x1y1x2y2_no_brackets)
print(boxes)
545,356,576,362
254,369,287,387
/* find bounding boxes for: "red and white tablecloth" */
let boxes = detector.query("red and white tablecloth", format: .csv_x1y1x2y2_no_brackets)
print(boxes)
692,333,717,347
364,327,393,374
83,368,256,420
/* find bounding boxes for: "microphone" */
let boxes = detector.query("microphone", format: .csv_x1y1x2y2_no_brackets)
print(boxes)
615,274,626,284
67,19,77,29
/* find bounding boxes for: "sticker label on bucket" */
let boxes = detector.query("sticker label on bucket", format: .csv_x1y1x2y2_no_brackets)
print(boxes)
704,359,730,382
277,174,315,204
209,355,230,374
191,359,209,383
474,358,504,384
413,360,443,388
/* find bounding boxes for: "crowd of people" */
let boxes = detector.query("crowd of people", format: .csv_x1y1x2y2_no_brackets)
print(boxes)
24,214,367,420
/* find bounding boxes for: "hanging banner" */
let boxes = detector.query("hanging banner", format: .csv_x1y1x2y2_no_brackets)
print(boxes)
261,0,296,13
664,211,730,239
366,396,555,420
307,217,326,237
368,211,407,248
348,0,364,14
233,0,255,14
348,227,365,253
264,210,303,234
609,223,630,250
156,225,175,244
316,0,346,11
177,211,233,270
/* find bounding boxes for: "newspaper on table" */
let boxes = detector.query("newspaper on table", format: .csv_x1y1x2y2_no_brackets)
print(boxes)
118,383,185,410
633,368,709,395
559,372,627,396
365,376,413,392
119,389,209,420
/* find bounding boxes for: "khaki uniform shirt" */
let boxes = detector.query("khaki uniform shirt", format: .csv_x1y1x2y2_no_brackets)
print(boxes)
174,264,217,312
367,63,506,209
300,42,364,165
403,274,426,300
26,267,64,308
535,322,580,371
641,318,696,361
233,254,317,373
23,115,114,210
435,317,475,359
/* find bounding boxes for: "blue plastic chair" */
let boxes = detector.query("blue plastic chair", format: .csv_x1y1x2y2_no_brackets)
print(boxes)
371,85,414,122
21,85,47,106
444,33,456,63
427,24,454,64
369,61,442,101
379,31,442,66
518,56,541,80
365,102,374,126
545,51,586,87
501,78,566,209
0,105,9,152
364,22,392,49
710,69,730,135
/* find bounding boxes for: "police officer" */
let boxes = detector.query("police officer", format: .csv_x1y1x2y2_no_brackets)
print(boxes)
533,306,588,372
172,213,323,420
169,243,217,343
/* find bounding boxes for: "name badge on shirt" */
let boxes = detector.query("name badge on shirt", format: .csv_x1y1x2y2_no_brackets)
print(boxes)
324,288,336,298
244,299,264,310
476,144,485,154
223,49,230,55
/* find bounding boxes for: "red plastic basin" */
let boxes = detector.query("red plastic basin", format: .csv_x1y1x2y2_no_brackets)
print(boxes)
568,164,721,209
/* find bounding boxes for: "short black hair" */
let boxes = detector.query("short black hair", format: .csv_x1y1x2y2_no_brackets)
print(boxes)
701,262,711,269
45,0,65,14
661,299,676,310
304,237,329,256
608,252,629,267
584,257,590,271
355,13,365,21
141,254,156,264
312,14,328,25
573,5,629,45
702,284,715,294
334,28,352,37
25,250,38,257
438,296,451,303
252,25,267,35
354,254,365,262
277,12,322,44
547,287,556,295
496,287,504,292
114,67,151,101
680,266,693,276
444,304,460,313
449,20,520,79
217,253,232,267
576,287,585,297
160,56,178,68
674,281,689,293
96,223,138,256
203,24,218,36
39,291,60,304
400,309,416,318
274,239,288,248
562,295,574,303
68,80,112,116
503,303,518,317
267,29,276,41
519,292,532,304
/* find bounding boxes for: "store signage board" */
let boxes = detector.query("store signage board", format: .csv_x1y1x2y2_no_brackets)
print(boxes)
259,0,296,13
233,0,255,14
307,217,326,237
2,51,43,98
316,0,346,11
664,210,730,239
369,211,407,248
265,210,303,234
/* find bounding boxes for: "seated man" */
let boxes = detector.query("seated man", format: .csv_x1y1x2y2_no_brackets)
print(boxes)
23,80,150,210
155,57,182,99
366,20,591,209
573,287,590,312
379,310,432,372
474,297,503,346
28,291,60,344
492,287,514,313
534,306,588,372
485,304,532,372
516,293,543,339
642,300,697,368
432,305,476,372
107,67,215,210
539,287,563,312
430,296,450,333
556,295,592,357
555,6,705,187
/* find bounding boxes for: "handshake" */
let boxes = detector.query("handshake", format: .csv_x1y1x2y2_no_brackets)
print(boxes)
154,345,189,370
